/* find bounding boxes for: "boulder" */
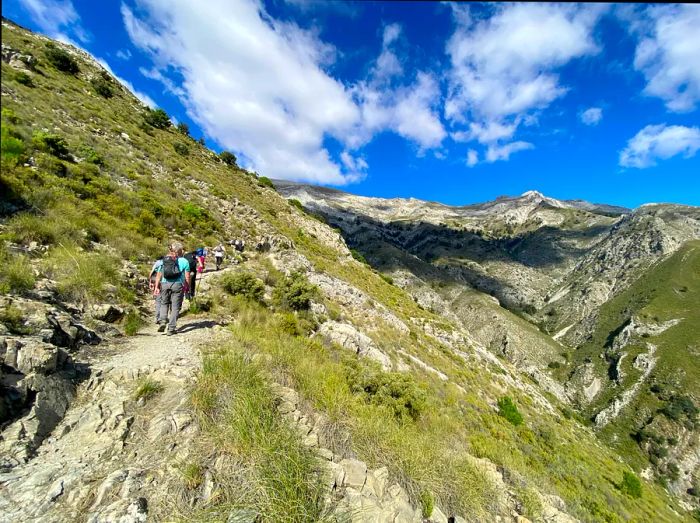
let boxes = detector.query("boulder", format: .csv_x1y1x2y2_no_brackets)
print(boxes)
92,304,125,324
318,321,392,371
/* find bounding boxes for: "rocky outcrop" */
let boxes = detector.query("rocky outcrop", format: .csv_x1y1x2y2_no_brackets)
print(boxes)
318,321,392,371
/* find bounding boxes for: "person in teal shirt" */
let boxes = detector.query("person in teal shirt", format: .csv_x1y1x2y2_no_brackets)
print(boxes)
154,241,192,335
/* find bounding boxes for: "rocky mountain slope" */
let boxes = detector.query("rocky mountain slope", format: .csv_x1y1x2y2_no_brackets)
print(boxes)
1,18,698,522
276,181,700,508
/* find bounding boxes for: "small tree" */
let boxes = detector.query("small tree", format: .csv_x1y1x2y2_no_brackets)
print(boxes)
91,74,113,98
44,44,79,74
273,271,317,311
176,122,190,136
143,108,171,129
198,136,206,146
219,150,237,166
620,471,642,498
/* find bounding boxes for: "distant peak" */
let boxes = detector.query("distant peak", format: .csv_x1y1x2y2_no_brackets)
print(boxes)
521,190,545,199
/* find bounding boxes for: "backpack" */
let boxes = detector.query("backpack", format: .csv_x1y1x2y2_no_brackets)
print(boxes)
184,252,197,272
162,255,181,280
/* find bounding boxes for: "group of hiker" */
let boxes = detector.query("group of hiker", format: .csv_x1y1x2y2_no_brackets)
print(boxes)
147,238,244,335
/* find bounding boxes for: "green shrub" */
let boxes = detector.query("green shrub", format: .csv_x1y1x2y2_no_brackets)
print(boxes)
273,271,317,311
173,142,189,156
548,361,561,369
346,362,428,422
497,396,524,426
219,150,237,166
32,131,70,159
78,145,104,165
123,310,144,336
221,271,265,303
181,202,204,221
620,470,642,498
379,273,394,285
661,395,698,421
1,124,25,166
44,247,119,304
2,108,20,124
90,75,113,98
351,249,368,265
0,251,36,295
44,44,79,73
258,176,274,189
15,71,34,86
36,154,68,176
143,108,171,129
288,198,304,211
198,136,206,146
176,122,189,136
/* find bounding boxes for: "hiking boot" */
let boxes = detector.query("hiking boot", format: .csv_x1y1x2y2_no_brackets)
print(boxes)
157,323,166,332
166,328,176,336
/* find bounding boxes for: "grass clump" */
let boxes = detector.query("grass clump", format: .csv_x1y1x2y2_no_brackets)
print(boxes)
419,490,434,518
15,71,34,87
497,396,524,426
0,250,35,294
273,271,317,311
221,272,265,303
0,303,33,335
43,246,119,304
191,349,326,521
134,377,164,402
178,462,204,490
619,470,642,499
123,310,144,336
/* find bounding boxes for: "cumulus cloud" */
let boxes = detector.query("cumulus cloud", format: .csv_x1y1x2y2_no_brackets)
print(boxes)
121,0,444,184
619,124,700,168
17,0,89,43
580,107,603,125
486,141,534,163
445,3,604,163
466,149,478,167
626,4,700,112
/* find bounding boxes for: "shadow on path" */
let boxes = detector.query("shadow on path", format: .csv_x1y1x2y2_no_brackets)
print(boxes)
177,320,220,334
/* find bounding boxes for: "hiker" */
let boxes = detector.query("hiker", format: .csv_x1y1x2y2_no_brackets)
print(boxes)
183,249,198,299
213,243,226,270
148,258,163,323
234,238,245,252
196,247,206,274
154,241,191,335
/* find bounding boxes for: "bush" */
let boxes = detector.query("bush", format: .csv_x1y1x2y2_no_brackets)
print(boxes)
44,44,79,74
78,145,104,165
620,470,642,498
1,124,25,166
181,202,204,221
351,249,368,265
661,396,698,421
0,303,33,335
273,271,317,311
219,150,237,166
15,71,34,86
498,396,524,426
32,131,70,159
379,273,394,285
258,176,274,189
143,108,171,129
221,271,265,303
90,75,113,98
173,142,189,156
288,198,304,211
346,363,428,422
176,122,189,136
198,136,206,146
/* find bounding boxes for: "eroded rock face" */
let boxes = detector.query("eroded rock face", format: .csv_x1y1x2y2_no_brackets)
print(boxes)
317,321,392,370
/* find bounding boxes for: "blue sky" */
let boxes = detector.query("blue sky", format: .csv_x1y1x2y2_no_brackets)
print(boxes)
3,1,699,208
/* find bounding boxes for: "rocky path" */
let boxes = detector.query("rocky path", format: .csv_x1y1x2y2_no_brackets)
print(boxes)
0,269,230,523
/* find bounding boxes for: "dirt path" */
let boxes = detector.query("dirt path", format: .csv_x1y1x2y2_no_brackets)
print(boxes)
0,270,231,523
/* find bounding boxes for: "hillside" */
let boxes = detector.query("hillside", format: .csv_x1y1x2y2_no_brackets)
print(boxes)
1,19,698,522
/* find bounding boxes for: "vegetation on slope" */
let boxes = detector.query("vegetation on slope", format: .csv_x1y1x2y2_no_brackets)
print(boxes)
1,20,695,521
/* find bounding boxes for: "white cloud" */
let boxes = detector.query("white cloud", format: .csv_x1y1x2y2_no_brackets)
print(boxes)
466,149,478,167
486,141,534,163
18,0,89,42
619,124,700,168
122,0,362,184
121,1,444,184
580,107,603,125
626,5,700,112
445,3,604,162
116,48,132,60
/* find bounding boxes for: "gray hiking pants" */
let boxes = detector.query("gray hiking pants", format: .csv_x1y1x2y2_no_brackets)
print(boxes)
159,281,184,330
154,293,162,322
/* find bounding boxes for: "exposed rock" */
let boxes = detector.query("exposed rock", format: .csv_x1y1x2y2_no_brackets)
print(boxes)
318,321,392,370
